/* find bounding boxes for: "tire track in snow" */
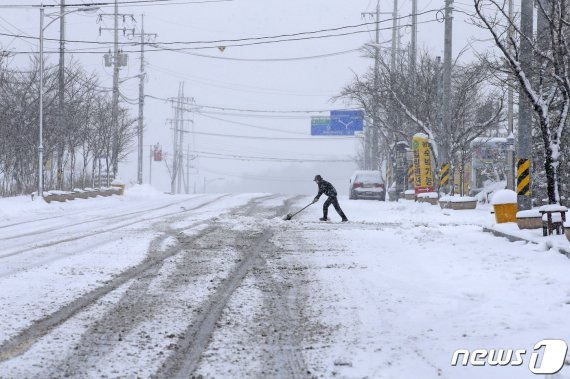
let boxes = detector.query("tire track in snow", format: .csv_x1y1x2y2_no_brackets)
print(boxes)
0,195,229,259
0,194,310,378
159,231,274,378
159,195,309,379
0,196,195,232
0,196,213,242
0,195,230,362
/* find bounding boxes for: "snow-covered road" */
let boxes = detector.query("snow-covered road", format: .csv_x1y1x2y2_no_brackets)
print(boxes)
1,189,569,378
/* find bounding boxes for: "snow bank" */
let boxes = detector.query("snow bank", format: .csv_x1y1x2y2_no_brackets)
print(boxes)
491,189,517,205
123,184,164,198
417,192,438,199
475,180,506,203
0,195,50,222
440,195,477,203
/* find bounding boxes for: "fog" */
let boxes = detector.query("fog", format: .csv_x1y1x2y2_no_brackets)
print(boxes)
0,0,491,195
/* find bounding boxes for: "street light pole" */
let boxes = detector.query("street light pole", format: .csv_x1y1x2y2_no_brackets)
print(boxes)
38,7,45,198
37,5,99,199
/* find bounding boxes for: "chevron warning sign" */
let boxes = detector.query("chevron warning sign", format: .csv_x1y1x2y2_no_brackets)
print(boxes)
407,165,414,187
517,158,530,196
440,163,450,187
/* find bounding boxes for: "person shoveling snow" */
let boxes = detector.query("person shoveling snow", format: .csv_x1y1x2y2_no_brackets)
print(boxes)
313,175,348,222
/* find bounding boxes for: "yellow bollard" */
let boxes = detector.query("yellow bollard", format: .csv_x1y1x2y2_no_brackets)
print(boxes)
493,203,517,223
491,189,518,223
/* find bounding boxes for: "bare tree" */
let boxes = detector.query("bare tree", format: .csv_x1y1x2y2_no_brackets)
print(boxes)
474,0,570,204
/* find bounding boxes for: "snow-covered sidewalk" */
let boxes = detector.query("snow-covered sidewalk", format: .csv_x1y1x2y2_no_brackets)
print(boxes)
275,197,570,378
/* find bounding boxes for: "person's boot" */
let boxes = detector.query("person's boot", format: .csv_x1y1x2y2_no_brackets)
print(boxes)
341,217,348,222
319,217,328,221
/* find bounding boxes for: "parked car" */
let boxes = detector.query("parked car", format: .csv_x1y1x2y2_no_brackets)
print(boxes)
348,170,385,200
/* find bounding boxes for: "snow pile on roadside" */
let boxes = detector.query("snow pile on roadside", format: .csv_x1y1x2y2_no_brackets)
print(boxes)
122,184,165,199
0,195,50,223
440,195,477,203
0,184,178,224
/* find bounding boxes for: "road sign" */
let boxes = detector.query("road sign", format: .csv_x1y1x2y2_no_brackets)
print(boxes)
311,110,363,136
330,110,364,134
411,133,434,194
311,117,331,135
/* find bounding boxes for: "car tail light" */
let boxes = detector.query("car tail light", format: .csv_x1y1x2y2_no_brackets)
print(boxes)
376,183,384,189
353,182,362,188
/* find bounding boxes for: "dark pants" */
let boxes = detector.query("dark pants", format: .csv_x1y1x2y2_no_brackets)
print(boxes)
323,196,347,219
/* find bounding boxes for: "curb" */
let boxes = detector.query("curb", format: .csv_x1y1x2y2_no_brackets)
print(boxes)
482,226,570,258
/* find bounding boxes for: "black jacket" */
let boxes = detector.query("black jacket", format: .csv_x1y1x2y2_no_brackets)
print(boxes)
315,179,337,199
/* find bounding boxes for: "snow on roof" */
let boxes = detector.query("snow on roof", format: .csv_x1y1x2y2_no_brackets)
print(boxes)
413,133,429,139
491,189,517,205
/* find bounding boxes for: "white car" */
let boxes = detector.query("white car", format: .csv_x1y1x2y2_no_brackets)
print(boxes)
348,170,385,200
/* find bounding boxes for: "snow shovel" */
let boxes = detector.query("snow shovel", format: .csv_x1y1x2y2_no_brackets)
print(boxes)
284,202,313,221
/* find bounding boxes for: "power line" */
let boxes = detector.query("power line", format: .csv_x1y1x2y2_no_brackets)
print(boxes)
184,129,358,141
0,8,439,46
199,167,349,182
159,48,362,62
196,113,308,136
0,12,441,55
147,63,334,96
146,94,356,114
0,0,231,9
192,150,353,162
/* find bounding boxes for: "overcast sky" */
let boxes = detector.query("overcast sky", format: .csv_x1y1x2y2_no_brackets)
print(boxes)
0,0,498,195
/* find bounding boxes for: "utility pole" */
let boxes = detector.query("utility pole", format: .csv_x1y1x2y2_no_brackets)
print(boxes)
441,0,453,192
517,0,533,210
506,0,514,190
410,0,417,75
111,0,120,186
137,15,145,185
186,144,190,194
177,82,185,194
149,145,153,185
170,84,181,194
57,0,65,190
99,4,133,185
391,0,397,71
134,14,156,185
372,0,380,171
362,1,391,171
168,83,193,194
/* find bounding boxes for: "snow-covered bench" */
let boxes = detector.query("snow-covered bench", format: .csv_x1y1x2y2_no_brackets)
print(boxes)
539,204,568,236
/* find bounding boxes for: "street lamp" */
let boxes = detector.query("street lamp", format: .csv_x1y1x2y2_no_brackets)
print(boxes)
37,5,99,198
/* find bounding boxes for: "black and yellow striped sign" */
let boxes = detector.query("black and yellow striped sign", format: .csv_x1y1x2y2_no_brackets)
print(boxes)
517,158,530,196
407,165,414,185
440,163,450,186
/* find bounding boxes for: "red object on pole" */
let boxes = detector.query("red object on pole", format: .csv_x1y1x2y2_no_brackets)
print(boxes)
153,146,162,162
